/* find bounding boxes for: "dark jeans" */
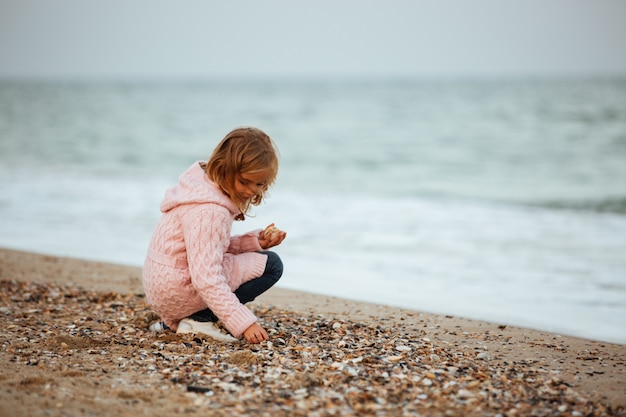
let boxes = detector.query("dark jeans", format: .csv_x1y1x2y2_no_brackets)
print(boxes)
189,251,283,323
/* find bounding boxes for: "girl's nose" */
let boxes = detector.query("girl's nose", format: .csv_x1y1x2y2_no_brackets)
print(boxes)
244,185,260,198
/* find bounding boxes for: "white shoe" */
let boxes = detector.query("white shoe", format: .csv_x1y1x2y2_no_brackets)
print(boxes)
149,321,169,332
176,318,238,342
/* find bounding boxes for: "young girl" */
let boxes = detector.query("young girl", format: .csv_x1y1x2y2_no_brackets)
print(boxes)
143,127,286,344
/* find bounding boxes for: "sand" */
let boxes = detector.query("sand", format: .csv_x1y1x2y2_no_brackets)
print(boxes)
0,247,624,417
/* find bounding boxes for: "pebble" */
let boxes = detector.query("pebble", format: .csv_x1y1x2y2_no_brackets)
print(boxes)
0,279,619,417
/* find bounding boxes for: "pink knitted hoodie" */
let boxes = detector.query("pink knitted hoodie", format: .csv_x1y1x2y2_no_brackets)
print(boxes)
142,162,267,338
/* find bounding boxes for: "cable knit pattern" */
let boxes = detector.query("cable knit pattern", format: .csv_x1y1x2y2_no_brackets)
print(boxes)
142,162,267,338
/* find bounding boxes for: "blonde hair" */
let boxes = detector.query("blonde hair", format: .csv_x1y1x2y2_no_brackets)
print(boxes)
205,127,279,216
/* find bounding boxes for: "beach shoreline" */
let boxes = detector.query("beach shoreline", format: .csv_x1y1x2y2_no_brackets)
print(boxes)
1,247,624,416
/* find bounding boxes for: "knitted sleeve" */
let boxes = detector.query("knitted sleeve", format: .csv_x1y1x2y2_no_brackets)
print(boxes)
228,230,263,254
179,204,257,338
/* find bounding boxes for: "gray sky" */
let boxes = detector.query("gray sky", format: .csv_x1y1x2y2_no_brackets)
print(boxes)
1,0,625,80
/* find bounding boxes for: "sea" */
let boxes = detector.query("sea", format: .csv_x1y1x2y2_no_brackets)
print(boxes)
1,78,625,344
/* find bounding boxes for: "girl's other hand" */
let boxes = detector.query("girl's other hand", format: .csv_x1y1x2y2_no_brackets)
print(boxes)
243,322,269,344
259,223,286,249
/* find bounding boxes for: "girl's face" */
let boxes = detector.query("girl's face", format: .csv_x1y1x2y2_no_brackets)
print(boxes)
232,169,272,203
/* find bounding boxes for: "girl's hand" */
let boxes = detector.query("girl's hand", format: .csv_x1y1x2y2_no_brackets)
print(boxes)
243,322,269,344
259,223,286,249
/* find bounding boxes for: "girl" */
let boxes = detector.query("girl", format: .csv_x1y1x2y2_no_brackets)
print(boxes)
143,127,286,344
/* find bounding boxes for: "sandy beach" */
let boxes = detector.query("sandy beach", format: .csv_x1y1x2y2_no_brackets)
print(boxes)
0,247,624,417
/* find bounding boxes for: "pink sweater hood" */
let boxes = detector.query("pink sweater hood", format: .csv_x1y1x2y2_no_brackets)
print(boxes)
142,162,267,338
160,162,239,215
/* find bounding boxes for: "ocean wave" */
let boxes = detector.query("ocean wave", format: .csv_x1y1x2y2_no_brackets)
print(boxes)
535,196,626,215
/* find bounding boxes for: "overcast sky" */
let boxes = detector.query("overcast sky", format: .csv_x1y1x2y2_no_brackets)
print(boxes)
1,0,625,80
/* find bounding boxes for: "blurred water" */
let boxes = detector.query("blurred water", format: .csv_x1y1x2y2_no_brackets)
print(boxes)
1,79,625,343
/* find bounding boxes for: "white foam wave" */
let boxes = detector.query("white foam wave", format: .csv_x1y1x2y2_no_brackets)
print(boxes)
1,172,625,344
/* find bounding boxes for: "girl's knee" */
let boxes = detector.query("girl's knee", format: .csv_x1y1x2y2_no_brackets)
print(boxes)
263,251,283,280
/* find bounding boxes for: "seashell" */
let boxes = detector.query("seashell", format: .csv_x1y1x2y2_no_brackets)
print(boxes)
476,352,492,360
0,279,614,417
